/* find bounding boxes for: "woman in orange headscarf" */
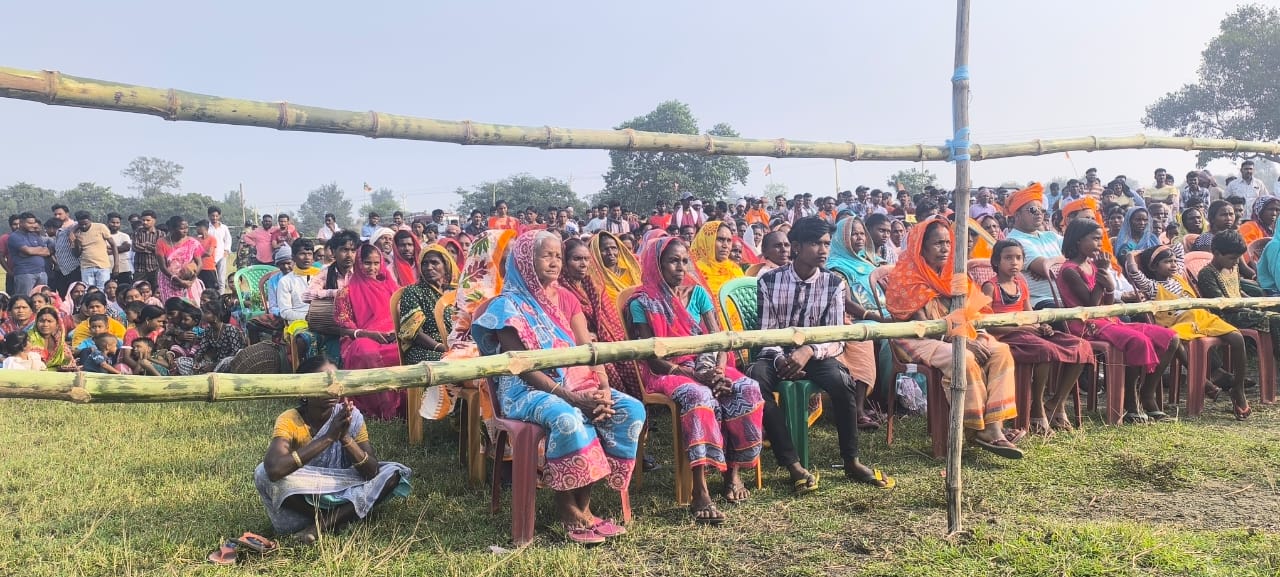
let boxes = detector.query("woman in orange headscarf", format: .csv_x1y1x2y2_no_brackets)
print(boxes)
883,217,1023,458
689,221,744,325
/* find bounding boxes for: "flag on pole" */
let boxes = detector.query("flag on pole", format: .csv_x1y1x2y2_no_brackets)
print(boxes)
363,182,373,193
1063,151,1072,161
763,164,772,176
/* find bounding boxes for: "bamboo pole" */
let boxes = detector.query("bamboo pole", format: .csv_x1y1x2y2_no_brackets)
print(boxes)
2,66,1279,162
946,0,972,536
1,297,1276,404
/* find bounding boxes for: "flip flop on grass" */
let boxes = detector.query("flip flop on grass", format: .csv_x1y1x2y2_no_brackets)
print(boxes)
690,503,725,526
847,467,896,490
973,436,1024,459
207,540,238,565
792,471,820,495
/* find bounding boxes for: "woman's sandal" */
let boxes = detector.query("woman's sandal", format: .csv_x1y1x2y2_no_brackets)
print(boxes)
721,480,750,504
235,532,278,554
207,540,238,565
589,517,626,538
847,467,896,490
1234,403,1252,421
1002,428,1028,445
972,437,1024,459
792,471,820,495
690,503,726,526
562,523,606,545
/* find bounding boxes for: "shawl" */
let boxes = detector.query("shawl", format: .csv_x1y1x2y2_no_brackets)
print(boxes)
27,316,71,370
967,217,999,260
589,231,642,302
446,229,515,354
734,237,762,265
1240,196,1280,247
399,245,459,351
1063,196,1122,273
632,235,702,344
60,282,87,317
884,217,958,320
472,231,596,389
391,230,420,287
689,221,743,316
1114,206,1160,259
827,217,888,314
336,246,399,333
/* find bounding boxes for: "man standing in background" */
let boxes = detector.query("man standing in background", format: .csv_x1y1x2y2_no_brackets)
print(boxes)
207,206,233,293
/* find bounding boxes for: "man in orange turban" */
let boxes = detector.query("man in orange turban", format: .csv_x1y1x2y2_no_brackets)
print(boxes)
1005,183,1044,217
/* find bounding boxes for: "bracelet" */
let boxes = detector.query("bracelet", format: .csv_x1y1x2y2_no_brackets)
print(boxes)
290,451,303,468
354,454,369,467
353,329,362,339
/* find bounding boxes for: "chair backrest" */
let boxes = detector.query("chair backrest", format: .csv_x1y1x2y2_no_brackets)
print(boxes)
1046,261,1065,307
719,277,760,332
615,286,639,339
1247,237,1270,264
1182,234,1199,254
233,265,276,313
390,286,405,363
1183,251,1214,285
257,269,281,310
966,259,996,287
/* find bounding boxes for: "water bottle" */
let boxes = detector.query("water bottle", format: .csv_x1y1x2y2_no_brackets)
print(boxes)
895,363,928,414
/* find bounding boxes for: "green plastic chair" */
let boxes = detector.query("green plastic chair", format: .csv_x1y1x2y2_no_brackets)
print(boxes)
719,277,821,469
231,264,277,323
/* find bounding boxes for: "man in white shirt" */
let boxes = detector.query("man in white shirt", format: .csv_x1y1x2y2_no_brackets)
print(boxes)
1225,160,1270,214
106,212,134,286
316,212,341,243
276,238,317,323
604,201,631,235
584,205,607,233
207,206,233,293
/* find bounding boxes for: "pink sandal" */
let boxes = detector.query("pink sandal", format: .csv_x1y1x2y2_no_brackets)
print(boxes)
590,517,627,538
562,523,605,545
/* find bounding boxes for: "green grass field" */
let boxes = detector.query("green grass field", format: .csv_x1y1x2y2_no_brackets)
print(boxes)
3,390,1279,577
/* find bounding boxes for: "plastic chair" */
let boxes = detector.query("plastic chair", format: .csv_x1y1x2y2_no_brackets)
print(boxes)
386,287,424,446
231,265,276,323
719,277,822,469
485,376,632,546
1168,336,1229,418
256,269,281,315
1181,252,1278,405
432,292,485,486
1182,251,1214,280
966,260,1042,431
1047,266,1124,425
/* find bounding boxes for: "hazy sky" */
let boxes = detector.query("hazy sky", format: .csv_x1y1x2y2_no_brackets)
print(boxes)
1,1,1270,221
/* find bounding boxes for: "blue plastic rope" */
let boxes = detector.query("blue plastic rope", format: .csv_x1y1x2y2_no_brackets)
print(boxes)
947,127,971,162
952,65,970,82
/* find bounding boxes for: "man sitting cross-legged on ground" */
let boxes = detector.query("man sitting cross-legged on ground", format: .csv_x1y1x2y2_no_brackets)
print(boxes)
746,216,894,494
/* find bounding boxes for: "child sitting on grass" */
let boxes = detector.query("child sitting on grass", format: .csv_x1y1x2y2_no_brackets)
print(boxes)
129,337,172,376
78,333,122,374
1,331,46,371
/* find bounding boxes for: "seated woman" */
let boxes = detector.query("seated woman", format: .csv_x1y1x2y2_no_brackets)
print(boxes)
254,355,411,544
825,216,889,428
884,217,1023,458
70,292,127,346
628,235,764,525
471,230,644,545
27,307,75,371
983,240,1094,434
1239,196,1280,248
188,298,247,373
557,233,644,399
1113,206,1159,261
689,220,744,323
1191,200,1237,252
336,244,404,420
1057,219,1179,424
398,245,459,364
0,295,36,337
1132,244,1250,419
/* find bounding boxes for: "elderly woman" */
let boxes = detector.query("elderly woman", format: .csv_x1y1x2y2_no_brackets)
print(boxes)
336,244,404,420
254,355,411,544
1239,196,1280,248
826,216,890,428
472,230,644,545
398,245,459,364
628,235,763,524
884,217,1023,458
557,233,645,399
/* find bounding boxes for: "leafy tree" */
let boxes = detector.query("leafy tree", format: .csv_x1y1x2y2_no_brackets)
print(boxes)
61,182,121,218
455,174,585,216
121,156,184,197
0,182,59,221
886,168,939,198
1143,4,1280,165
359,187,403,219
761,182,790,201
596,101,750,210
297,182,355,233
219,188,258,226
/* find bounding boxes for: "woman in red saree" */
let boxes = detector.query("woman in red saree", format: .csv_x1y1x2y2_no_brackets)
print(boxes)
390,230,419,287
336,244,404,420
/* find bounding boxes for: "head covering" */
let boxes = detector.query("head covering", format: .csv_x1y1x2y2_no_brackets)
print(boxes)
733,237,762,265
436,237,466,270
418,244,459,292
390,230,420,287
336,245,399,333
828,217,882,282
689,220,744,293
61,281,87,316
369,227,395,253
1062,196,1121,272
641,228,668,245
1114,206,1160,259
1252,196,1280,227
884,217,960,320
1005,183,1044,217
590,231,642,298
633,236,701,341
967,217,1000,260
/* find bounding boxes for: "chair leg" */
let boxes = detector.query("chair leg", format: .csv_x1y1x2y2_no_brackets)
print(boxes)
670,408,693,506
509,430,542,547
1105,359,1125,425
885,381,896,446
406,387,424,445
1244,330,1277,405
464,394,485,487
927,377,948,459
1185,340,1214,419
1013,364,1033,431
777,381,812,469
632,420,650,494
490,430,509,515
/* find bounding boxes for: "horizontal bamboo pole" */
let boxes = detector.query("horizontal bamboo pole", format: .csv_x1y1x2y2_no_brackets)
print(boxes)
2,297,1276,404
2,66,1278,162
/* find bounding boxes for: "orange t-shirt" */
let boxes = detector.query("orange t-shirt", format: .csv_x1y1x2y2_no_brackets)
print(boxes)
200,236,217,271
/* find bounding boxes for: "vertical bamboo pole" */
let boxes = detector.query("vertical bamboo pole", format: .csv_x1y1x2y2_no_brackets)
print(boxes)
833,159,841,195
946,0,972,535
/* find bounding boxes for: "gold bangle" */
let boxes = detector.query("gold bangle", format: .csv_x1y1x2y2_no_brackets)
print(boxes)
290,451,303,468
354,454,369,467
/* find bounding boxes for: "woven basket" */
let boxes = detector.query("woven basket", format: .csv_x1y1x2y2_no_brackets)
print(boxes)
230,342,284,374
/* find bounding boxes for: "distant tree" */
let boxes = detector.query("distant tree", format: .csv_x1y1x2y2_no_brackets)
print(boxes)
455,174,585,216
118,192,218,227
0,182,59,221
121,156,184,197
1143,4,1280,166
297,182,355,233
887,168,938,197
60,183,120,218
220,188,258,226
762,182,790,201
596,101,750,210
359,187,403,219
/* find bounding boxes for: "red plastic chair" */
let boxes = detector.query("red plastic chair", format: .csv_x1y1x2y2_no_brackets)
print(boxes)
1048,266,1126,425
1181,258,1277,406
486,378,632,546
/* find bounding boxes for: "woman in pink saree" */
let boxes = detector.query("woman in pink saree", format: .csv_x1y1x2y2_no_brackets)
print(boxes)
156,215,206,303
336,244,404,420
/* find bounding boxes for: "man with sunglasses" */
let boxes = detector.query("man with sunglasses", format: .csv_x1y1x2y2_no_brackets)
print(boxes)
1004,183,1064,309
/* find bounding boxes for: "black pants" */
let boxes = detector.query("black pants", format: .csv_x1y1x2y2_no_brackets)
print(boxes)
112,271,134,287
51,267,80,294
134,270,158,290
747,356,859,468
198,270,218,293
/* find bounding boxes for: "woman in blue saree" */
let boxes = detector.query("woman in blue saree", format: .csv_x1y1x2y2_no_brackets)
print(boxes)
471,230,645,545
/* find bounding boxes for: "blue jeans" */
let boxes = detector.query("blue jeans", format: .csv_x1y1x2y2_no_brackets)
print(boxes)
13,272,47,296
81,266,111,290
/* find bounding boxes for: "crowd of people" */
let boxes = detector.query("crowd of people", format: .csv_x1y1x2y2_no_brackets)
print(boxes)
2,159,1278,544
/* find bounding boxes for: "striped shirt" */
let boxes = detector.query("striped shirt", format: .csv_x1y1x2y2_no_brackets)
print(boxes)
757,263,845,360
52,226,79,274
132,228,162,274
